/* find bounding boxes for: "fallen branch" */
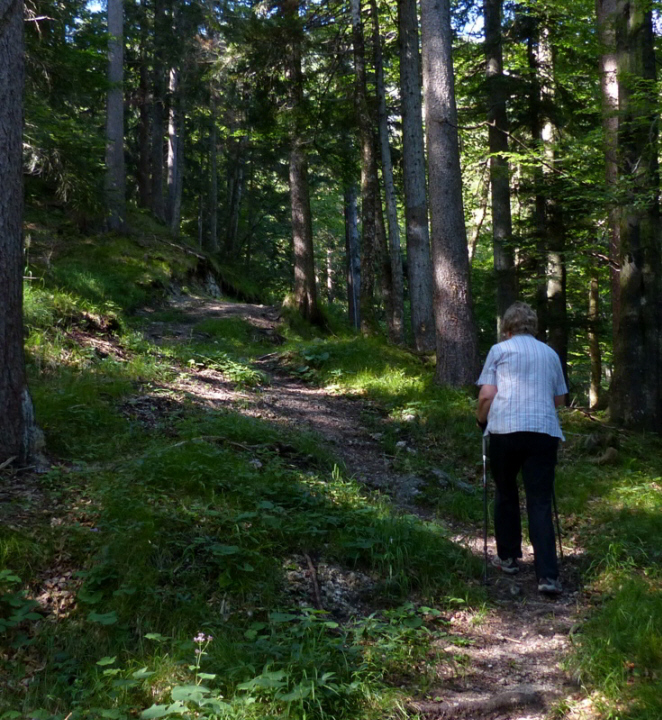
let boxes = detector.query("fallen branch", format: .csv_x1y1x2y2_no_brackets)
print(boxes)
304,553,324,610
147,234,207,260
496,634,524,645
569,407,619,430
0,456,18,471
169,436,260,452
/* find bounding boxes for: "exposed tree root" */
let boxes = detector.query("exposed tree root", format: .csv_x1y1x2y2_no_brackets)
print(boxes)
304,552,324,610
408,685,547,717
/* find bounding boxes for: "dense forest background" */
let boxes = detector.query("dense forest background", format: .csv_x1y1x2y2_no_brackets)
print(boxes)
8,0,660,434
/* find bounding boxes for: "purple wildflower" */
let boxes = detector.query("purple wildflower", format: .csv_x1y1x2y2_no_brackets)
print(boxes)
193,633,213,644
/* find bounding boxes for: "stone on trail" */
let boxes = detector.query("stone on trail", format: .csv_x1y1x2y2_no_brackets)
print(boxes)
431,468,475,494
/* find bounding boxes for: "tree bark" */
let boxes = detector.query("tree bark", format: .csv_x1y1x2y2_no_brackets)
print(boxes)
421,0,479,385
371,0,404,344
484,0,518,333
588,273,603,410
469,166,489,263
596,0,623,335
104,0,126,231
227,137,247,255
538,25,568,381
351,0,378,333
197,188,203,249
375,168,395,336
344,184,361,329
208,97,219,253
289,139,321,323
610,0,662,430
166,66,183,236
0,0,35,464
326,247,334,303
137,0,151,209
150,0,166,222
398,0,435,351
245,155,254,271
523,13,548,340
284,0,321,324
519,21,545,343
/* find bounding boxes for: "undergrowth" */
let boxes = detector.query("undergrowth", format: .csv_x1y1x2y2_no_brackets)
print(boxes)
2,221,478,720
557,420,662,720
4,219,662,719
282,335,662,720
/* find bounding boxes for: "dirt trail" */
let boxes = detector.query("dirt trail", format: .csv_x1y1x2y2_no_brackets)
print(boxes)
146,296,595,720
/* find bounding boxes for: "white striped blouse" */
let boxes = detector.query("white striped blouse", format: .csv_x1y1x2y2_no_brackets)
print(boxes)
477,334,568,440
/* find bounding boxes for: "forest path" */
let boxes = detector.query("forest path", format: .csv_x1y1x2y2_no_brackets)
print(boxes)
145,295,595,720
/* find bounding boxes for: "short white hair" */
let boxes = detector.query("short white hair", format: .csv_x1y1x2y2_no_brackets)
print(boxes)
502,302,538,338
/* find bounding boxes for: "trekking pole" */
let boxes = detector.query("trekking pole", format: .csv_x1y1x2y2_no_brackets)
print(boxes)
482,434,489,584
552,486,563,562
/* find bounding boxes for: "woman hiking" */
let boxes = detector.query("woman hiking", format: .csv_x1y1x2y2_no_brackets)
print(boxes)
476,302,568,594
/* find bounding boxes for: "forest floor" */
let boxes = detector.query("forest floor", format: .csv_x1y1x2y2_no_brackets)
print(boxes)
4,217,661,720
136,294,597,720
7,263,662,720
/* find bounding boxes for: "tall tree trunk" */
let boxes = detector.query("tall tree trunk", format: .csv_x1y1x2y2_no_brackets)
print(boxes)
538,25,568,380
546,213,567,380
284,0,321,324
289,140,321,322
245,156,254,271
597,0,623,336
526,15,548,340
225,140,237,252
610,1,662,430
150,0,166,222
351,0,378,333
588,273,603,409
375,168,395,334
225,137,246,254
208,98,219,253
371,0,404,343
227,138,247,255
327,247,334,303
0,0,35,464
484,0,518,333
137,0,151,209
166,66,183,236
105,0,126,231
344,184,361,329
398,0,435,351
421,0,479,385
469,166,490,263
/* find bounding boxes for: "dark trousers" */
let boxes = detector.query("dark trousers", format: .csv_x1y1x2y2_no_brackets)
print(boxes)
489,432,559,581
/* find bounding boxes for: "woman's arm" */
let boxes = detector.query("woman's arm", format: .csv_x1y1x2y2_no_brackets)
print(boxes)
477,384,498,424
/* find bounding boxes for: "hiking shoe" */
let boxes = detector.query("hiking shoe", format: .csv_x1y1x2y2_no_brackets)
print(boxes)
538,577,562,595
492,556,519,575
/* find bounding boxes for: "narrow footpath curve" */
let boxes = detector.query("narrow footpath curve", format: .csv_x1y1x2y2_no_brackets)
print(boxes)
145,296,597,720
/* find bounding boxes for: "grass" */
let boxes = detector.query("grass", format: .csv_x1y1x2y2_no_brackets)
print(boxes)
280,333,662,720
2,219,481,720
555,424,662,720
2,395,476,718
6,214,662,719
282,335,488,523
